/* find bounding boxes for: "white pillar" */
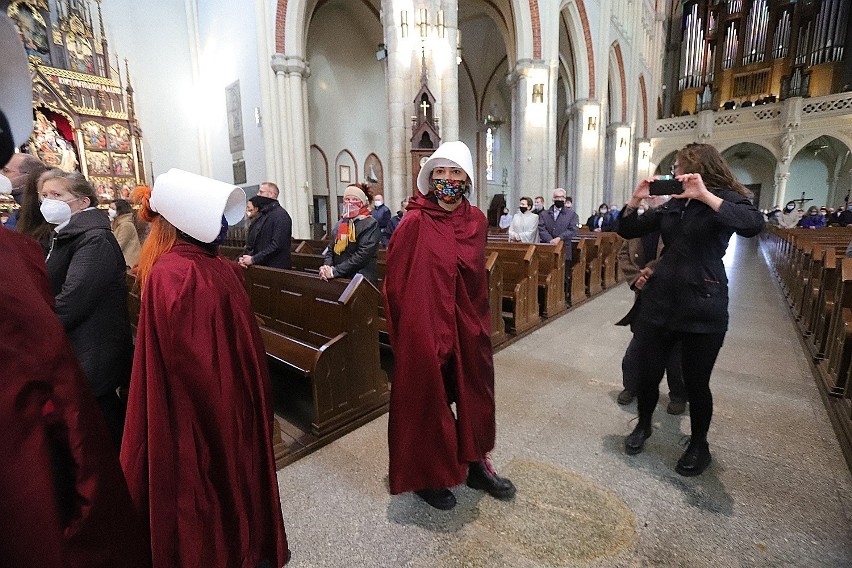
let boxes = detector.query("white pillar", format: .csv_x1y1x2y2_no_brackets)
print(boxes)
567,99,604,218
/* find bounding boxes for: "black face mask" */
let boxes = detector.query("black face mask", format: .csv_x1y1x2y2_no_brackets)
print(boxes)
519,206,529,213
553,200,565,209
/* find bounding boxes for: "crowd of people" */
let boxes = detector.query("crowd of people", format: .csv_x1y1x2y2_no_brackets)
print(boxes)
2,12,771,564
765,200,852,229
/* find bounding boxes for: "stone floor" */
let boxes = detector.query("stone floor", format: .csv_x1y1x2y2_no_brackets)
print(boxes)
275,235,852,567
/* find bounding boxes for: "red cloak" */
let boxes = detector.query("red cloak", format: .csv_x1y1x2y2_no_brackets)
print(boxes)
384,196,496,494
120,241,289,568
0,227,149,567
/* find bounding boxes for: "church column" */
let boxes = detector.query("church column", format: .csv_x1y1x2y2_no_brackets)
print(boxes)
384,6,414,215
437,2,459,142
509,59,558,214
254,0,284,191
773,167,790,206
605,122,632,205
271,54,311,238
567,98,604,219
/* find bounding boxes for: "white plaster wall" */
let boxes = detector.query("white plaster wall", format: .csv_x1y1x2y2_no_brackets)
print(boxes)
788,156,831,208
99,0,201,178
194,0,267,186
306,2,387,203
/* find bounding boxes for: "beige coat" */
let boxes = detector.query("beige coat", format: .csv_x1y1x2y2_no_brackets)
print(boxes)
112,213,140,268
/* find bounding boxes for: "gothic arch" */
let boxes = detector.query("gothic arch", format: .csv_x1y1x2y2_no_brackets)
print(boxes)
608,42,626,125
558,1,592,100
638,75,648,138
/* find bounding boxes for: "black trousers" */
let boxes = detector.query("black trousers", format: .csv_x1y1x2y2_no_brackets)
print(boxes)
631,321,726,441
622,335,686,400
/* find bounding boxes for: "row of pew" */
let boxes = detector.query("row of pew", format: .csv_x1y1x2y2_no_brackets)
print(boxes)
760,225,852,470
138,231,624,468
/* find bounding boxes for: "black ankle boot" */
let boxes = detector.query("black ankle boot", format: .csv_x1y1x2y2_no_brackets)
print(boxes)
466,457,516,500
675,439,712,477
414,488,457,510
624,424,652,455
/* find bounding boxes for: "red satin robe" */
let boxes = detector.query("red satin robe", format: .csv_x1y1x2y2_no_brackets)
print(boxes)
120,241,289,568
0,227,149,567
385,196,496,494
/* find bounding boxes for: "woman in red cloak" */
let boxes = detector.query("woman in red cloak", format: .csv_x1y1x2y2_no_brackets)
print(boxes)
121,170,289,567
385,141,516,510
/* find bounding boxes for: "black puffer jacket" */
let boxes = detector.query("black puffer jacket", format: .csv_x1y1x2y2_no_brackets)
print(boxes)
617,189,764,334
324,215,380,284
46,208,132,396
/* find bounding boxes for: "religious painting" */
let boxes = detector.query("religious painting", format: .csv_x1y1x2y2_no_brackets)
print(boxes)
86,151,111,176
363,153,384,196
91,177,115,201
82,121,107,149
112,154,134,177
338,165,351,183
66,31,94,74
8,2,51,64
107,123,131,152
28,110,78,172
116,180,135,200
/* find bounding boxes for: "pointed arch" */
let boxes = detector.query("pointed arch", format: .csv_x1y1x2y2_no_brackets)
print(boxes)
638,75,648,138
610,41,627,123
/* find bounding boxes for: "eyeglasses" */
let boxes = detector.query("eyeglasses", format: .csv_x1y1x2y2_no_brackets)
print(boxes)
38,195,79,204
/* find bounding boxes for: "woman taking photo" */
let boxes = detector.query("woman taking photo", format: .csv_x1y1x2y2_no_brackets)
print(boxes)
320,183,379,284
40,169,132,447
617,143,764,476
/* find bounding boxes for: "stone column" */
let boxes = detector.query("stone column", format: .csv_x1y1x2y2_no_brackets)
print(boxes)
773,168,790,207
271,54,312,238
566,98,604,219
509,59,558,214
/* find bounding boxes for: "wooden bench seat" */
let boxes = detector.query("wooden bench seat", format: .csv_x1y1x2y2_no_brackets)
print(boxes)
485,243,540,333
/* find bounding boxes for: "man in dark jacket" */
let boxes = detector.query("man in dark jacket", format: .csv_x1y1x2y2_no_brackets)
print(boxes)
239,181,292,269
539,188,579,304
388,197,409,238
371,193,392,246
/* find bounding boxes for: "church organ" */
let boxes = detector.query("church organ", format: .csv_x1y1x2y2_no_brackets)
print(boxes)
670,0,851,115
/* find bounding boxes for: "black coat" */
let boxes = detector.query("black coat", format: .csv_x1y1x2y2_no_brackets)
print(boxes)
538,206,579,260
324,215,379,284
246,201,292,269
617,189,764,334
46,208,132,396
371,204,393,246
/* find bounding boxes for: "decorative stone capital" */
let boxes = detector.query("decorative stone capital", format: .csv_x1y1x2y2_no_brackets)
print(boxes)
271,53,310,78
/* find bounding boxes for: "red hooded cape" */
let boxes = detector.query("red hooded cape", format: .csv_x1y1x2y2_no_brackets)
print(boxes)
120,241,289,568
0,228,149,567
384,196,496,494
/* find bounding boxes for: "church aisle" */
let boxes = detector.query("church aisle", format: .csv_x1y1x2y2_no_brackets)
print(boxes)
275,235,852,567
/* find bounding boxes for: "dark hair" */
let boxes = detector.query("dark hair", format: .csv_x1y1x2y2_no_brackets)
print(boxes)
676,143,750,197
16,160,51,241
520,196,533,208
249,195,274,208
38,169,100,206
114,198,133,216
535,196,544,201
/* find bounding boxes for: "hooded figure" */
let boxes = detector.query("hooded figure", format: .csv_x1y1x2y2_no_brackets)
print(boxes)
385,140,515,510
121,169,290,568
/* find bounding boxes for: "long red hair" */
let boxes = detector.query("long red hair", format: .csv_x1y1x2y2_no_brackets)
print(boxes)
132,185,176,293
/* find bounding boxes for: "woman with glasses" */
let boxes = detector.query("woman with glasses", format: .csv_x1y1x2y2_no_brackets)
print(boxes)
616,143,764,476
39,168,132,448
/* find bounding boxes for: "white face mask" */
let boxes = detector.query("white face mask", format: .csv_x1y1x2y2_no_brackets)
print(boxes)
0,173,11,195
108,208,118,220
637,208,645,215
40,198,74,225
374,200,383,207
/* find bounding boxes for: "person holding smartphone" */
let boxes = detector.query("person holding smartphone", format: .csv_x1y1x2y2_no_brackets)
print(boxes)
616,143,764,476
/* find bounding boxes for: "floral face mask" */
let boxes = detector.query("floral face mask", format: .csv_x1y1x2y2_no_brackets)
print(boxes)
431,178,466,204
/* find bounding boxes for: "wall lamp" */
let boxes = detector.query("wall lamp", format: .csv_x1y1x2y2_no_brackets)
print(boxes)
400,11,408,38
418,8,428,39
531,83,545,104
587,116,597,131
437,9,445,38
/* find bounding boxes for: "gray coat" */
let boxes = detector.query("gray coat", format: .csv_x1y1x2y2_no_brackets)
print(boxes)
538,205,579,260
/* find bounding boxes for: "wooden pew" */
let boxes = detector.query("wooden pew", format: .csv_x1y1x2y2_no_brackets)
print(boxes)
291,251,325,273
580,233,603,296
487,241,566,318
486,252,508,346
219,245,243,261
244,267,389,437
569,237,588,307
598,232,623,289
820,258,852,397
485,243,540,333
810,247,842,360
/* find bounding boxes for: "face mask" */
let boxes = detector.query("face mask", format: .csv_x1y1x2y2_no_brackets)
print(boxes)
431,178,466,204
0,173,11,195
533,203,543,211
108,208,117,220
553,199,565,209
600,208,608,215
820,211,827,216
374,200,383,207
786,205,795,212
211,216,228,246
40,198,74,225
340,202,361,219
519,206,529,213
637,208,645,215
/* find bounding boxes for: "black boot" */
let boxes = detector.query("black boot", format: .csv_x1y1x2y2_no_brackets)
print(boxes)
624,424,652,455
467,457,516,500
675,438,712,477
414,488,457,510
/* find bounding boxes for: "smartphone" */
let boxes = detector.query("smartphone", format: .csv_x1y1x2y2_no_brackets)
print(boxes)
649,176,684,195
